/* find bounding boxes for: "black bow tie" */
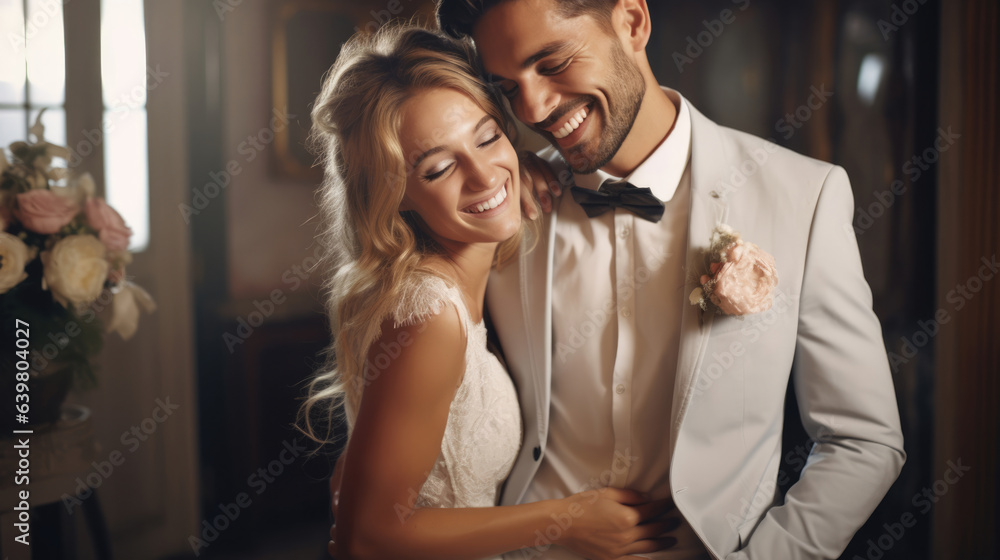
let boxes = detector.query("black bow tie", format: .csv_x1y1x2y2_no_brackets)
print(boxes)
570,180,665,223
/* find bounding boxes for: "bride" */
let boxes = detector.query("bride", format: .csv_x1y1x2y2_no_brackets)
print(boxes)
301,25,673,560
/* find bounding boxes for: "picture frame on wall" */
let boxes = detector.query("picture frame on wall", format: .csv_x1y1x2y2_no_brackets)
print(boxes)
271,1,361,182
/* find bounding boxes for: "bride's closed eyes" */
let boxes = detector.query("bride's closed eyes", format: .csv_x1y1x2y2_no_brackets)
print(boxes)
419,122,504,182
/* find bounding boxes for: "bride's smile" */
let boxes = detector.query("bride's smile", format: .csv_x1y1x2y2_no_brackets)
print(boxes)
461,180,509,215
399,87,522,248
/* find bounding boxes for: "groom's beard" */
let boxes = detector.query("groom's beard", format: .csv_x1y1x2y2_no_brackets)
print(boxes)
560,42,646,175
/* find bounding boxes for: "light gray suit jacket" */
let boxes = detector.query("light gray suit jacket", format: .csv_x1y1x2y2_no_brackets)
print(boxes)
485,98,905,560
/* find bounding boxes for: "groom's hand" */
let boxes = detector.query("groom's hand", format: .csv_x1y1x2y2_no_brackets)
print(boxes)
622,495,682,558
518,150,567,218
560,488,681,560
624,496,682,557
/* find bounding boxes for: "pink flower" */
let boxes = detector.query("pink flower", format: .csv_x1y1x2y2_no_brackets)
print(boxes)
14,189,78,234
85,198,132,251
710,240,779,315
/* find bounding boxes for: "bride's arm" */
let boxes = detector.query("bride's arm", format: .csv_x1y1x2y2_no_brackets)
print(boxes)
330,451,345,517
336,306,672,560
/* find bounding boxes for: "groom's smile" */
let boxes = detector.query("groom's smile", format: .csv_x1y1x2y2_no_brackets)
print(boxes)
472,0,647,175
539,99,594,145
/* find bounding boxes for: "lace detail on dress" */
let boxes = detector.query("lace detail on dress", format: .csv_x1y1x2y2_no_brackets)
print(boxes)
389,274,522,523
391,274,458,329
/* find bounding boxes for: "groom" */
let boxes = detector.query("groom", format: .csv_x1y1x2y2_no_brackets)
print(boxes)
436,0,905,559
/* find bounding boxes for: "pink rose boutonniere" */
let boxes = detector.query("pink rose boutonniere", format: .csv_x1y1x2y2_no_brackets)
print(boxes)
689,224,779,316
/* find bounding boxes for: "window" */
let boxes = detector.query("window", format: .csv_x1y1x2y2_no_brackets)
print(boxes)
1,0,150,251
0,0,66,147
101,0,149,250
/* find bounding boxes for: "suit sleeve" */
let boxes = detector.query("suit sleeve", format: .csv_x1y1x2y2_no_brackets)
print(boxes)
727,165,906,560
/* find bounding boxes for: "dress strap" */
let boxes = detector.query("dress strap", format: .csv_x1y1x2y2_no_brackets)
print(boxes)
391,274,472,334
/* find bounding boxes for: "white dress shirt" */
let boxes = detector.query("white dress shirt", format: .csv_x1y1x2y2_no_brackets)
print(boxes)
520,89,711,560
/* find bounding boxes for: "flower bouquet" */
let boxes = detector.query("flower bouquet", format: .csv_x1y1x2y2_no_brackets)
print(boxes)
1,112,155,428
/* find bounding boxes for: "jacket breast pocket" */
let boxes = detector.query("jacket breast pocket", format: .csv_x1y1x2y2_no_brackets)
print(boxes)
709,313,764,336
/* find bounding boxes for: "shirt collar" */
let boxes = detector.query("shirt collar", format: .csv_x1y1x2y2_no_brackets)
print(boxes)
573,87,691,203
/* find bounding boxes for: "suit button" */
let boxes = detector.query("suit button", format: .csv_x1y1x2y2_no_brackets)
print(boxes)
532,446,541,460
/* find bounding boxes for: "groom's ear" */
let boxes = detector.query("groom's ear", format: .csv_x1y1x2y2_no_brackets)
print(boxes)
613,0,652,53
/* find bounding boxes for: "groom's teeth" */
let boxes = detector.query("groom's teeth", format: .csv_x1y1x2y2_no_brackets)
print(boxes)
552,107,590,139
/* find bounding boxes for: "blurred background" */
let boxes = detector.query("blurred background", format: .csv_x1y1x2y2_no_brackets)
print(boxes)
0,0,996,559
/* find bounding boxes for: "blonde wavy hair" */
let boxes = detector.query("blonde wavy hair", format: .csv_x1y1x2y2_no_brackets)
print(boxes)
299,24,533,447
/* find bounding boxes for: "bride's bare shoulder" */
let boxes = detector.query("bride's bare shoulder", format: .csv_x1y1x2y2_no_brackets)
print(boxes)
366,298,466,396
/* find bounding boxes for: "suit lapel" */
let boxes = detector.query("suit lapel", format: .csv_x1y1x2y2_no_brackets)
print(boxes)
520,205,556,442
670,102,730,457
487,203,557,504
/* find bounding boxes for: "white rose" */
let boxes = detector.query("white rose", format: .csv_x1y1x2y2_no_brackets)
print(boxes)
42,234,109,307
106,281,157,340
0,232,32,294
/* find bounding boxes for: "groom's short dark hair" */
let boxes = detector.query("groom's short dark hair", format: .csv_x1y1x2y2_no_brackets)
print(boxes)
436,0,616,40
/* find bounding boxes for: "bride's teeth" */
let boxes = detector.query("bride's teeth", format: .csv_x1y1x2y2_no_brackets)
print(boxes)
467,184,508,214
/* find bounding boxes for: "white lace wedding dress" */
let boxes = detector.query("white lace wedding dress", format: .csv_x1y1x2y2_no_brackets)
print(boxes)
392,274,522,546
